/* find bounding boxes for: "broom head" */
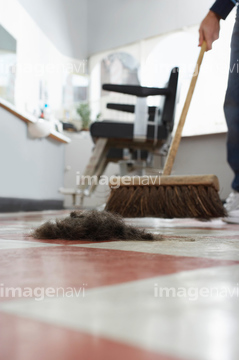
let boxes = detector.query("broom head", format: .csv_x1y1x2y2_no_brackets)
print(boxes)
105,175,226,219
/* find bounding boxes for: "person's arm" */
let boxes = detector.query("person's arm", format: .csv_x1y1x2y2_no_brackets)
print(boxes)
199,0,236,51
210,0,236,20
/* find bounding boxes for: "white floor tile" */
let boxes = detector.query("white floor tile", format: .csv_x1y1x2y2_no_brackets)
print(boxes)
0,239,60,250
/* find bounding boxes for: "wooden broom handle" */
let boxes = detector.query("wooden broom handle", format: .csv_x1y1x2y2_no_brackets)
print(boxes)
163,41,207,176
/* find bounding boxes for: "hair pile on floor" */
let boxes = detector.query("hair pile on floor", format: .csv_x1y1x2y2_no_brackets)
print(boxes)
32,210,159,241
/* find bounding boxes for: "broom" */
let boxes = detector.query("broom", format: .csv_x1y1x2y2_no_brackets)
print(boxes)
105,42,226,219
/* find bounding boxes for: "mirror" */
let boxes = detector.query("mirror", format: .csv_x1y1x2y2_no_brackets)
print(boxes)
0,25,17,104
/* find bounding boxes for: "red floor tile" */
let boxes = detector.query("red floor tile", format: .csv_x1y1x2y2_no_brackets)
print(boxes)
0,312,184,360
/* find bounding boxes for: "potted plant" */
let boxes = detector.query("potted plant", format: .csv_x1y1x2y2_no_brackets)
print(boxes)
77,103,91,131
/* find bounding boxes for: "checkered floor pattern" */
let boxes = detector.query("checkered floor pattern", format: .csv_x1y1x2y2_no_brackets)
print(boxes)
1,210,239,360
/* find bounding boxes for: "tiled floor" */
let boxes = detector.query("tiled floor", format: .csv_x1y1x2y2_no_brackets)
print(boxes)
0,211,239,360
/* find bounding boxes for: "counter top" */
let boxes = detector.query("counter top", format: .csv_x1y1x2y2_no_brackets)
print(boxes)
0,98,71,144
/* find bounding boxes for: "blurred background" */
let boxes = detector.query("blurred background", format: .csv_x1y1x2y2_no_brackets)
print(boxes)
0,0,235,211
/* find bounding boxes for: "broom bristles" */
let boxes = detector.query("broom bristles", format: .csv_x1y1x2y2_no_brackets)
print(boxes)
105,185,226,219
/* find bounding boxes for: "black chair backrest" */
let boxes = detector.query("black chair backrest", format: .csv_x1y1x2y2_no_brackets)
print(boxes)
104,67,179,131
161,67,179,132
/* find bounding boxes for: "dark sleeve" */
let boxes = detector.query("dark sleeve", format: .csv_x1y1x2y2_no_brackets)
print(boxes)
210,0,236,19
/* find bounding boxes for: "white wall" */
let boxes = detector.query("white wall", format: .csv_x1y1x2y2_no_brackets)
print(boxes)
88,0,213,56
18,0,88,60
0,106,65,200
173,133,233,200
15,0,213,58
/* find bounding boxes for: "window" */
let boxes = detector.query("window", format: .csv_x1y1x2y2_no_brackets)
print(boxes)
89,10,235,136
90,52,140,122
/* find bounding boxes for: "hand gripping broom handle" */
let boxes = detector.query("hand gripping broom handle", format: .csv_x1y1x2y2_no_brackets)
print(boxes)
163,41,207,176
